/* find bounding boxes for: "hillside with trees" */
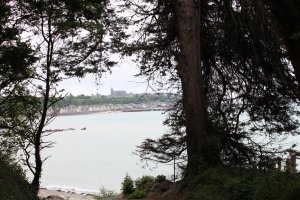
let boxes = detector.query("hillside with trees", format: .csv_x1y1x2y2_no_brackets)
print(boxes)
58,93,178,107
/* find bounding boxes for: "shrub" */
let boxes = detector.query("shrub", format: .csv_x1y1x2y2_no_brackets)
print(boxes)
135,175,155,190
121,174,168,199
127,189,147,199
93,186,116,200
121,174,134,196
156,175,166,182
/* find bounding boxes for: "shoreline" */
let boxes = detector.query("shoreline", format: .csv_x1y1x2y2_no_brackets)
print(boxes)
39,188,123,200
57,108,169,117
38,188,95,200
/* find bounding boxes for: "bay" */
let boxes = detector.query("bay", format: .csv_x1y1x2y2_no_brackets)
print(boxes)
25,110,300,194
37,111,173,193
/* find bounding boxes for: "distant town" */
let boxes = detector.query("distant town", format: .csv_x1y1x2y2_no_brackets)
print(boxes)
56,88,178,115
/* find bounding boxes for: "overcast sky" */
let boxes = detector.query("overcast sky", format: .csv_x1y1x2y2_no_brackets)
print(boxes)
57,58,150,96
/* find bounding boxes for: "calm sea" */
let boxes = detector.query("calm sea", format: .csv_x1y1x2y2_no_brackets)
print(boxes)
35,111,173,193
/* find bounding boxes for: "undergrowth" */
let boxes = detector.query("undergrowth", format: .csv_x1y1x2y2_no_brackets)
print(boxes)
188,167,300,200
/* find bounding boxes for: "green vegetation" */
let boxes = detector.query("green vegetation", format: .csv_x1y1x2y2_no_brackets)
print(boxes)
156,175,167,183
121,175,167,199
1,0,122,194
121,174,135,197
58,93,178,107
118,169,300,200
127,189,147,199
93,187,117,200
187,167,300,200
135,175,155,191
0,154,38,200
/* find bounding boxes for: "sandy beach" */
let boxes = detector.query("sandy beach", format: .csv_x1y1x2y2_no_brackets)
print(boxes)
38,189,95,200
38,189,123,200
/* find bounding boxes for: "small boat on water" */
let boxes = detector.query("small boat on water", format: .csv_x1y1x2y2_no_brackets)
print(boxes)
81,127,86,130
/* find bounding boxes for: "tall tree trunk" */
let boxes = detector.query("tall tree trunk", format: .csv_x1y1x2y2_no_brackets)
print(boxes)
265,0,300,93
175,0,208,177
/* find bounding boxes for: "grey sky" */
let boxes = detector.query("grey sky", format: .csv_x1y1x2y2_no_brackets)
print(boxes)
57,59,149,96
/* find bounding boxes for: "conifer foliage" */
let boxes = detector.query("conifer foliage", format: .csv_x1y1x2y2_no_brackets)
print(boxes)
129,0,300,175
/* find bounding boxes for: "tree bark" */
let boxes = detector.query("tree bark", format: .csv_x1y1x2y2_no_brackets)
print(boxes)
31,15,54,195
264,0,300,93
175,0,208,177
31,48,50,195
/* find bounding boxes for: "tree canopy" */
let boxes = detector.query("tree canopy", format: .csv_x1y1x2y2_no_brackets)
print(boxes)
130,0,300,176
1,0,127,193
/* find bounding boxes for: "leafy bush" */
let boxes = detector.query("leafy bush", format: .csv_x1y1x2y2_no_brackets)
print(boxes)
135,175,155,190
121,174,169,199
121,174,134,196
156,175,166,182
127,189,147,199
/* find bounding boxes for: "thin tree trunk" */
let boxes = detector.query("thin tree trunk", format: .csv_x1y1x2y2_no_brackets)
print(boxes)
31,15,54,195
31,76,50,195
31,52,51,195
175,0,208,177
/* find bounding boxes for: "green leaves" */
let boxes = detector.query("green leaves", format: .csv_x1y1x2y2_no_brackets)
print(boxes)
121,174,135,196
0,43,35,76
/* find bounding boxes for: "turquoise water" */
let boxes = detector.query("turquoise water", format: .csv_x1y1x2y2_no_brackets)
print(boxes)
38,111,173,193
